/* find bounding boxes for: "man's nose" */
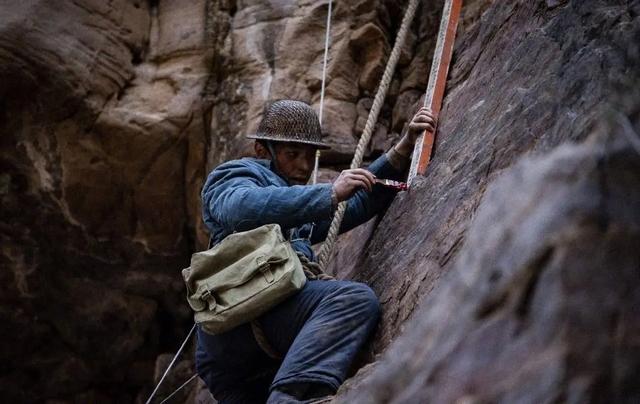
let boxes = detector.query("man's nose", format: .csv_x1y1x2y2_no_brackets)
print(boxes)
298,156,312,172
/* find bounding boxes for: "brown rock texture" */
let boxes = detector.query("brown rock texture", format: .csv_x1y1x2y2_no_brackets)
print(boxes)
1,0,210,401
328,0,640,355
326,0,640,402
336,121,640,403
0,0,639,402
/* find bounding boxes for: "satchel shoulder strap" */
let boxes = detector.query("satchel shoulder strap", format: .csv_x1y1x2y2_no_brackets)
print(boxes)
207,224,295,250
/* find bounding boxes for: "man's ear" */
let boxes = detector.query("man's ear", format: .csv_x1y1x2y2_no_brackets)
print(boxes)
254,141,270,159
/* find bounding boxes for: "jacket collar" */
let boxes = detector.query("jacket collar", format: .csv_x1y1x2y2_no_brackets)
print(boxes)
250,158,292,186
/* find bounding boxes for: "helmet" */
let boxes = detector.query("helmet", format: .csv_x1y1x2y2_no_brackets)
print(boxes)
247,100,331,149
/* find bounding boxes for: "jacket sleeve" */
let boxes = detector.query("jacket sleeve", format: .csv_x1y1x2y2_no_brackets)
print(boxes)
310,152,406,244
203,163,335,233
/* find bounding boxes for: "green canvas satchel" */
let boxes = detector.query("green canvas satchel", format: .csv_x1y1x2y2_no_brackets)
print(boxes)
182,224,307,335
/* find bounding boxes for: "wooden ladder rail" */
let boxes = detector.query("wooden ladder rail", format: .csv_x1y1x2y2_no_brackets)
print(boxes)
408,0,463,187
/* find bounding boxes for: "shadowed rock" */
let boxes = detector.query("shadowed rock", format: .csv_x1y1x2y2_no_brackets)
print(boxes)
335,115,640,402
1,0,639,402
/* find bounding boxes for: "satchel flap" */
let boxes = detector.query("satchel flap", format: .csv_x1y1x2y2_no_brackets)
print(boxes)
184,224,295,312
194,244,290,296
187,249,289,312
190,224,284,275
184,224,281,290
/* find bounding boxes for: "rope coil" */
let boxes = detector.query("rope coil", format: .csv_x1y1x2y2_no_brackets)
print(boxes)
318,0,420,269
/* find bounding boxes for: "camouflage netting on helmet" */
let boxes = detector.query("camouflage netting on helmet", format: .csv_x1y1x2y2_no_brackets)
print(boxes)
247,100,331,149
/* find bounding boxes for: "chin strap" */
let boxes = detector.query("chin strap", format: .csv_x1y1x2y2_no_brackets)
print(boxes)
265,141,277,161
266,141,295,185
265,141,280,173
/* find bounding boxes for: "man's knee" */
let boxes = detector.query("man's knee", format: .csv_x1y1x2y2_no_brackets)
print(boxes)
340,282,381,320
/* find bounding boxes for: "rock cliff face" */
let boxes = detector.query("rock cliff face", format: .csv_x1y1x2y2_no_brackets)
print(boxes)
1,1,209,401
0,0,638,403
336,115,640,403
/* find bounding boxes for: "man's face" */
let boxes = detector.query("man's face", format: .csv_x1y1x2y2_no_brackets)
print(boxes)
272,143,317,185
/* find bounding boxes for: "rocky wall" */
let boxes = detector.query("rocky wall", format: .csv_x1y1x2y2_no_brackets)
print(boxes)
328,0,640,401
1,0,638,402
328,0,640,355
338,99,640,404
1,0,211,401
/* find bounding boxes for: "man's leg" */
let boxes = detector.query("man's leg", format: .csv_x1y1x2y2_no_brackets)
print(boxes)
195,324,279,403
259,280,381,401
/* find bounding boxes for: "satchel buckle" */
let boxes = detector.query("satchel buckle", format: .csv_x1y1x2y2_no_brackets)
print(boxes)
257,257,275,284
201,288,217,310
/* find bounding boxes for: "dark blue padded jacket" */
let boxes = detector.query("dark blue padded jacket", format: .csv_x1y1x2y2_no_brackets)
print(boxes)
201,153,404,261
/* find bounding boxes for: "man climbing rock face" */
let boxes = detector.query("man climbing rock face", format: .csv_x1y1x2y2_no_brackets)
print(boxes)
196,100,435,403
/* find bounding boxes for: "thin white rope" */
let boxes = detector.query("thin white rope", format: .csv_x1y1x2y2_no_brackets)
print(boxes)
313,0,333,185
145,323,197,404
318,0,420,269
159,373,199,404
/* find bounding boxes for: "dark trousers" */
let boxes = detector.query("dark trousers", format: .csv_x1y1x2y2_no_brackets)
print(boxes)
195,280,381,403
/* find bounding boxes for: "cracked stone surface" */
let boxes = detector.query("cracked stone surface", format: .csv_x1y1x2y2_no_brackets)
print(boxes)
327,0,640,358
1,1,209,401
334,116,640,403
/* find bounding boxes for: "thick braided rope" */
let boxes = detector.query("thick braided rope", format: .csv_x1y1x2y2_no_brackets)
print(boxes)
313,0,333,185
318,0,420,269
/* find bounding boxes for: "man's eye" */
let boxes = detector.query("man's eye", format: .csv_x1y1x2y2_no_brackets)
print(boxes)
286,152,297,158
